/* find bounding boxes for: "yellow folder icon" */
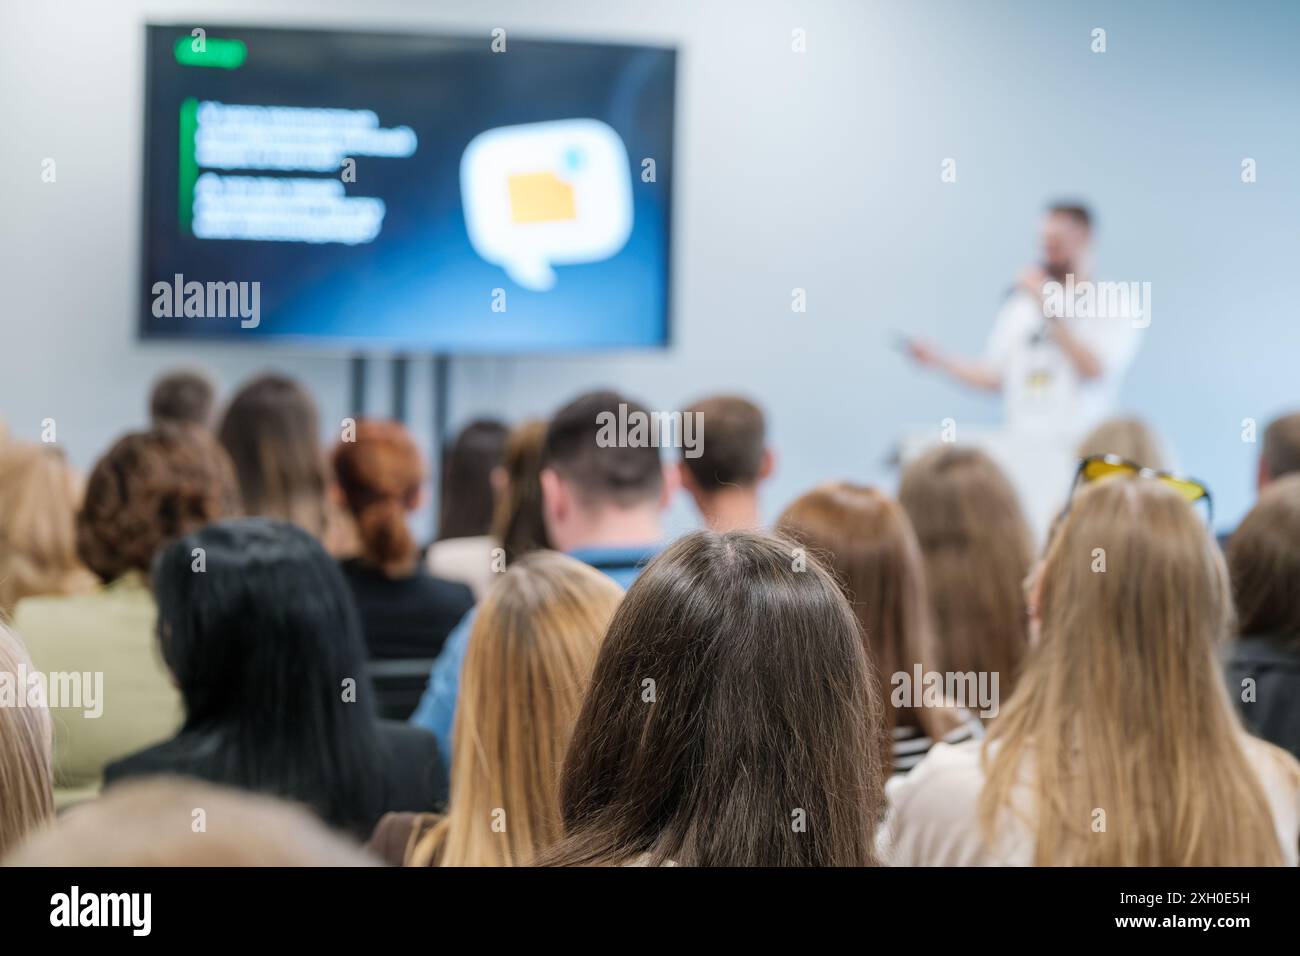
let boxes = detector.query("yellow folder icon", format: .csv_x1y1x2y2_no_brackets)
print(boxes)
508,171,577,224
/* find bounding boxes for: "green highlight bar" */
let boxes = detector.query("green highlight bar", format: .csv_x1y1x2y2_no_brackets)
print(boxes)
174,36,246,69
179,97,198,234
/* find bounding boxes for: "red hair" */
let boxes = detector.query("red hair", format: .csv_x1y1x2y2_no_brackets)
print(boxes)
332,420,423,570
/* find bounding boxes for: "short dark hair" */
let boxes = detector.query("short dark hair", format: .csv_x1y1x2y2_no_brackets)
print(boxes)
150,369,216,427
1228,475,1300,640
1047,202,1093,231
1262,412,1300,482
682,395,766,490
77,424,238,582
543,390,663,509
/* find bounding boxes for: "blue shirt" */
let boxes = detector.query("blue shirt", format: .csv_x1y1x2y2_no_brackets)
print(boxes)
408,544,662,770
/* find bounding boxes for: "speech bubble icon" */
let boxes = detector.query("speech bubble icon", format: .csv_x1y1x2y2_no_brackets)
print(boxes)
460,119,634,291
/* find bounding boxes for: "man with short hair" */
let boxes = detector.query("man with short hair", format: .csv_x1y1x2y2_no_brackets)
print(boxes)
1259,412,1300,490
537,390,674,570
677,395,772,533
149,369,216,429
409,389,673,765
906,202,1141,437
1218,411,1300,550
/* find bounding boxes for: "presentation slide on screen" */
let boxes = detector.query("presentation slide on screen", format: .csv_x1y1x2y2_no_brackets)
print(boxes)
140,26,675,351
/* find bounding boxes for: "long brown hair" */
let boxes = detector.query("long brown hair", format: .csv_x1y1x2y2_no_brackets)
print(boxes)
407,552,622,866
332,420,423,574
0,624,53,858
980,478,1292,865
437,420,507,541
218,374,327,536
899,446,1033,701
541,530,886,867
1227,474,1300,641
777,482,959,742
0,444,96,616
491,420,551,563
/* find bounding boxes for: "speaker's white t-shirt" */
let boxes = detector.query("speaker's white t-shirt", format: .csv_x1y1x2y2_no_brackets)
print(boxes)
985,290,1141,439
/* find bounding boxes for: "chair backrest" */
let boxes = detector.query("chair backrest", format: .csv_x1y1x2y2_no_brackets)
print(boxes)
365,659,438,722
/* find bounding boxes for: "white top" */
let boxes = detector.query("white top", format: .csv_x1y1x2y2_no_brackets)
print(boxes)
891,710,985,775
882,736,1300,866
985,289,1141,439
424,535,496,601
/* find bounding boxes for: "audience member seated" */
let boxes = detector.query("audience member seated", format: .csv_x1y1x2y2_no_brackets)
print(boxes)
0,624,53,859
885,478,1300,865
0,442,96,617
370,552,622,866
1257,411,1300,490
104,518,449,837
899,446,1034,705
777,482,982,773
425,419,508,600
149,367,217,429
1219,410,1300,550
217,372,356,554
1075,414,1167,469
332,420,475,718
678,394,772,532
538,530,886,866
486,418,553,567
1225,475,1300,759
410,390,671,767
6,779,376,866
14,425,236,805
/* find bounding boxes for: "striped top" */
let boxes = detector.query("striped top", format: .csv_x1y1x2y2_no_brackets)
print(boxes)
891,711,985,774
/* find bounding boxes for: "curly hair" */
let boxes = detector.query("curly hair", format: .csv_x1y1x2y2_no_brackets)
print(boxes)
76,424,239,582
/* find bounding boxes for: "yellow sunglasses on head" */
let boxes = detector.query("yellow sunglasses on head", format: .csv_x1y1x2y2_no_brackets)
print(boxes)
1070,454,1213,524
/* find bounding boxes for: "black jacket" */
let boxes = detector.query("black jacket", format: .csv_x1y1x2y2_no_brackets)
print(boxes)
1226,634,1300,760
104,720,449,836
339,559,474,660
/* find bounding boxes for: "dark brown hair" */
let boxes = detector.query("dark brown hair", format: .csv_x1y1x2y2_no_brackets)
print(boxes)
1262,412,1300,484
899,446,1034,702
217,374,327,536
149,368,216,428
1228,474,1300,640
437,419,507,541
332,420,423,572
541,530,886,867
777,483,957,742
1047,201,1092,231
681,394,766,490
491,419,551,563
543,390,663,509
77,424,238,582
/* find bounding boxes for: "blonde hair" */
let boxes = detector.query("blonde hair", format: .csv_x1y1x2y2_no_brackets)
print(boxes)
408,551,623,866
1076,416,1167,470
0,444,96,617
979,478,1289,865
899,446,1034,702
0,624,53,858
5,777,375,865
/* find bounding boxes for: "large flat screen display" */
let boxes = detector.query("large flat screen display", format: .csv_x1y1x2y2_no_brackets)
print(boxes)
140,25,675,351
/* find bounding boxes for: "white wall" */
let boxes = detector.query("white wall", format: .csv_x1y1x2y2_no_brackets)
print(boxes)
3,0,1298,539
